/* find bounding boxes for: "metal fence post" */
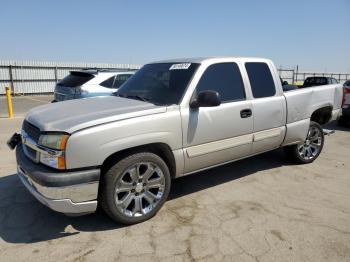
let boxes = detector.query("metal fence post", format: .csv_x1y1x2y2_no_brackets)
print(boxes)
54,66,58,83
9,65,14,94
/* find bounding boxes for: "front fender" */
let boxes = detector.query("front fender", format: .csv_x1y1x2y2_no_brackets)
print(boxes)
65,111,182,169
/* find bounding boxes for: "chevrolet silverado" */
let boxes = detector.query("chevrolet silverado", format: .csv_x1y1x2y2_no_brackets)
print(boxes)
8,57,343,224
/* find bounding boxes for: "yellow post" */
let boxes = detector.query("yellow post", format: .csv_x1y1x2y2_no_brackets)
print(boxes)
5,86,14,118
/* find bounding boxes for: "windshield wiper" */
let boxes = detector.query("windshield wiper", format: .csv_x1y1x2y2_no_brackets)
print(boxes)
114,93,151,103
125,95,150,103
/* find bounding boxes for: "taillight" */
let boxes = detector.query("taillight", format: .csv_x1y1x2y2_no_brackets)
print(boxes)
75,87,89,95
342,86,350,108
74,86,82,95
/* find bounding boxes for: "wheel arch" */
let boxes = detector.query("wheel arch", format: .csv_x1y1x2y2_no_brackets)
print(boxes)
100,143,177,179
310,106,333,125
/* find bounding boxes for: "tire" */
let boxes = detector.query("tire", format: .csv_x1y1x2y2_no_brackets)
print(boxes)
284,121,324,164
100,152,171,225
338,116,349,127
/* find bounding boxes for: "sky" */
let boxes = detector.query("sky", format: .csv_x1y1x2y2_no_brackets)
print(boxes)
0,0,349,72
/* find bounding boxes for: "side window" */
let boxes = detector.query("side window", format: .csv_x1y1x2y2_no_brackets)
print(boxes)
100,76,115,88
195,63,245,103
245,62,276,98
113,74,132,88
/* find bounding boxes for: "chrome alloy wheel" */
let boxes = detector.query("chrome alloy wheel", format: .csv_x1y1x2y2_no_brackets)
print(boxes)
114,162,165,217
297,126,323,160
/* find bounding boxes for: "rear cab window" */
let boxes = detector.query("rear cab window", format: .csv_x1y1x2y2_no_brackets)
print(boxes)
245,62,276,98
58,72,94,87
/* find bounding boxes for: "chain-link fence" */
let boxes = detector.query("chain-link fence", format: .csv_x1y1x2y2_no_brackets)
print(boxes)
0,61,349,95
0,60,141,95
278,68,350,86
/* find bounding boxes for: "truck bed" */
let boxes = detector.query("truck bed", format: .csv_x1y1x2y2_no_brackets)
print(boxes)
283,84,343,124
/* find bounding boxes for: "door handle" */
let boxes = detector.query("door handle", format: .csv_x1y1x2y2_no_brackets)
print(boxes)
240,109,252,118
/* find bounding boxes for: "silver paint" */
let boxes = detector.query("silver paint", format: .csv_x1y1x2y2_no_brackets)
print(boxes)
18,57,343,215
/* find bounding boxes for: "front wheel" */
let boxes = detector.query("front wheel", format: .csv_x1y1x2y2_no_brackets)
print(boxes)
284,121,324,164
100,152,171,224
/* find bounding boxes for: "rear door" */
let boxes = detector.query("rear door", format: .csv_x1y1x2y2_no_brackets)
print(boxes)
244,62,286,154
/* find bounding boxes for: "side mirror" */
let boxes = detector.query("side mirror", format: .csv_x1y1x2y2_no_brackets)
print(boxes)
282,81,289,86
190,90,221,108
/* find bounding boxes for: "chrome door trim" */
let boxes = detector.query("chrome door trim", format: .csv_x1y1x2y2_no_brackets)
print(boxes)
185,134,252,158
253,127,283,142
180,146,280,177
185,126,284,159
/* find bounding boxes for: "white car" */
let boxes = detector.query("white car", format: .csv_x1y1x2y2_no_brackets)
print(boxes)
53,69,135,102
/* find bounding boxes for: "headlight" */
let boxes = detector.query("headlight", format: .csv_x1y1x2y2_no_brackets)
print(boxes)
38,133,69,169
39,133,69,150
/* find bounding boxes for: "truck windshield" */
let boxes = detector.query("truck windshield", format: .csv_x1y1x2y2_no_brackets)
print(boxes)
115,63,200,105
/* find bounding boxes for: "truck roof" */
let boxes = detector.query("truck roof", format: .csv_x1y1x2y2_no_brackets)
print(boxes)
151,56,271,64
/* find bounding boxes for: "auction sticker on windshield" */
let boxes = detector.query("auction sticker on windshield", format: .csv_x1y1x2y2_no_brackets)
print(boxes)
169,63,191,70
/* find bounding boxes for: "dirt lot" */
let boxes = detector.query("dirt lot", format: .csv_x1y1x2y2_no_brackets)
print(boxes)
0,113,350,261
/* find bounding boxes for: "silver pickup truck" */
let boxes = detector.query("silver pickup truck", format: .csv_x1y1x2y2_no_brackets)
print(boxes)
8,57,342,224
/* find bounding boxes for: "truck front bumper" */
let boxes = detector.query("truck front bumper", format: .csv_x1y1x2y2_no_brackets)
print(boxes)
16,145,100,215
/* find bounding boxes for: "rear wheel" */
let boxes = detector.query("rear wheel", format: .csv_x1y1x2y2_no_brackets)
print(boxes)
100,152,171,224
338,116,349,127
284,121,324,164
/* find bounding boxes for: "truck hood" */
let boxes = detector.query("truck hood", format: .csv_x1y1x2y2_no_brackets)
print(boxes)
25,96,166,133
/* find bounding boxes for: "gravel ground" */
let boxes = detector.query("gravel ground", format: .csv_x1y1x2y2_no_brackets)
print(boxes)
0,115,349,262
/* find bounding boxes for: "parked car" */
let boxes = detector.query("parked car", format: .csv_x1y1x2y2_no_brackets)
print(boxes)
8,57,342,224
338,80,350,126
301,76,338,88
52,69,135,102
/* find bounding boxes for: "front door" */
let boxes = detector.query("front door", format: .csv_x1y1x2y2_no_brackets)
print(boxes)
181,62,254,173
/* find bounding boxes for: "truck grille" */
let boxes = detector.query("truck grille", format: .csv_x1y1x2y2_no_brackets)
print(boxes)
22,120,41,143
23,144,39,162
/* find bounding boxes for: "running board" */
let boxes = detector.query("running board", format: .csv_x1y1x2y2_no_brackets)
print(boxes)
323,129,335,136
